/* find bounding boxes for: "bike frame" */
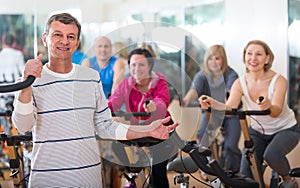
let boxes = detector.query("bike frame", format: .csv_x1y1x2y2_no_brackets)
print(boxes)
0,133,32,188
111,110,155,188
0,76,36,188
170,129,260,188
171,98,271,188
225,108,270,188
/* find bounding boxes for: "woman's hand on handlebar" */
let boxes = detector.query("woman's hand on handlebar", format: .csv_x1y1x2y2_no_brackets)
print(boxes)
199,95,227,111
23,54,43,80
198,95,211,109
144,99,156,113
256,96,271,111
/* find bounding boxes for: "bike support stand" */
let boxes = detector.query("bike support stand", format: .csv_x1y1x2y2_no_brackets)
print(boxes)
3,135,24,188
0,133,32,188
238,113,265,188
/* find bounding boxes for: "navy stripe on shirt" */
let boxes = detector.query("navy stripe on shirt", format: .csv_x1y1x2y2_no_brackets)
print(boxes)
37,107,95,114
33,79,100,88
34,135,96,144
32,162,101,172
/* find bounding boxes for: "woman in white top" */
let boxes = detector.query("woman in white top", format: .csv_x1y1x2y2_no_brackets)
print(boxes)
199,40,300,188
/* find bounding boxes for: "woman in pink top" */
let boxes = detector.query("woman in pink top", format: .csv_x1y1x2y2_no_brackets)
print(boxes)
108,48,175,188
108,48,172,125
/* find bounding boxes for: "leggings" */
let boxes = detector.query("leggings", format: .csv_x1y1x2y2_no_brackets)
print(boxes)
240,124,300,177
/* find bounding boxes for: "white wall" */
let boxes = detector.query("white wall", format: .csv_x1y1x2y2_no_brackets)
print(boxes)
224,0,288,78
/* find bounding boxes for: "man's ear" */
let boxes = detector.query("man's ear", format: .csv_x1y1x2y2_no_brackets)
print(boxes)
42,33,47,47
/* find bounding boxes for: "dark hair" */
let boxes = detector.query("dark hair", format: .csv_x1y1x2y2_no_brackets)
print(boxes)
2,34,15,46
44,13,81,39
128,48,155,73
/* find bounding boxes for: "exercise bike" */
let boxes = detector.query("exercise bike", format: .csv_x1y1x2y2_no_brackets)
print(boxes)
168,129,259,188
109,110,153,188
0,133,32,188
0,76,35,188
168,97,272,188
108,106,175,188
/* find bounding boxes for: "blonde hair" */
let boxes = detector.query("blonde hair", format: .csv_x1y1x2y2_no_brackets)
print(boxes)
140,44,156,57
204,45,229,76
243,40,274,72
112,42,130,59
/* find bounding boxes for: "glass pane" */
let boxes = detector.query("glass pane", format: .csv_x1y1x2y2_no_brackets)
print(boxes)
0,14,34,59
185,1,225,26
288,0,300,122
124,1,224,95
183,1,225,93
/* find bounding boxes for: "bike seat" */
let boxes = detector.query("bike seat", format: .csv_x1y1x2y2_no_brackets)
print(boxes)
167,156,199,173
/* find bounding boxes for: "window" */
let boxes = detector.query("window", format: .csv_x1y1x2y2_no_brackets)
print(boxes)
288,0,300,121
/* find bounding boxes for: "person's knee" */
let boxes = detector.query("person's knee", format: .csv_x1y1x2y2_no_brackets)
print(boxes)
263,151,277,166
224,142,239,154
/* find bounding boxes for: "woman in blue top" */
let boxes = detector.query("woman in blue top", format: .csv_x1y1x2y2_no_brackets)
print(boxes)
82,36,124,98
183,44,242,171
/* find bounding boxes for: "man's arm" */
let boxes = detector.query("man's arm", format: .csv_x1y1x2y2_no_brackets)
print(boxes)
12,96,35,134
12,54,43,134
125,116,178,140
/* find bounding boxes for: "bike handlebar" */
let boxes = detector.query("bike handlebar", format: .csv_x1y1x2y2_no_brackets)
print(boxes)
180,96,270,116
111,111,152,121
111,99,152,120
0,132,32,143
225,108,270,116
0,110,12,117
0,75,35,93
